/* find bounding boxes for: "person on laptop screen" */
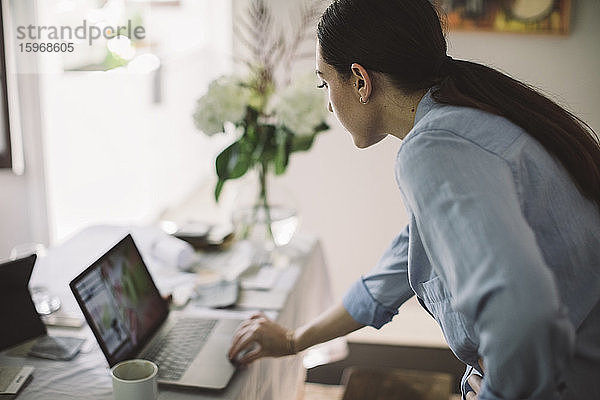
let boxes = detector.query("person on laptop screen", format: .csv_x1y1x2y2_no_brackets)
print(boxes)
228,1,600,399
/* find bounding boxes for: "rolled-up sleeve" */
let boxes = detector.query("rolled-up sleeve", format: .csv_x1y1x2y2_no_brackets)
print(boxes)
396,129,575,399
343,226,415,328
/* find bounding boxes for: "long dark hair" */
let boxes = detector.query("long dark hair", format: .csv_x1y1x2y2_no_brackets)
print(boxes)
317,0,600,210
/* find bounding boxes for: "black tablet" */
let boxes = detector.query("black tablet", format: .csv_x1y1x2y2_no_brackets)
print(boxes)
0,254,47,351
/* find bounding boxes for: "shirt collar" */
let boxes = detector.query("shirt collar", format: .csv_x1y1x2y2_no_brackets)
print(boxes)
414,88,437,126
401,88,437,144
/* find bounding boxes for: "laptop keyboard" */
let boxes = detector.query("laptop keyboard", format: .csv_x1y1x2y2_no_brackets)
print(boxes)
142,318,217,381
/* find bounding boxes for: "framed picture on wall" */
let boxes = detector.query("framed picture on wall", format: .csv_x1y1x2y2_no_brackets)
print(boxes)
0,0,12,169
434,0,572,35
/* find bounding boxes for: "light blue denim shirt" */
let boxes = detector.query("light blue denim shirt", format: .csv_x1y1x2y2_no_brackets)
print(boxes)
343,90,600,400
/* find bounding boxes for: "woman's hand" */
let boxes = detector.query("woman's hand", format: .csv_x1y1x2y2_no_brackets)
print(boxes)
227,312,295,365
466,374,482,400
466,359,485,400
227,303,364,366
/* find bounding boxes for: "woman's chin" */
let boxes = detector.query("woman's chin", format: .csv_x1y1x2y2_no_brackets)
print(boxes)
352,133,387,149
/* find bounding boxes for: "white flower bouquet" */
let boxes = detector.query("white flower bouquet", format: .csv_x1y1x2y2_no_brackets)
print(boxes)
193,0,329,202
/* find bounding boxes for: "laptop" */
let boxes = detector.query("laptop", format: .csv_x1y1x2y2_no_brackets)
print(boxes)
69,234,242,390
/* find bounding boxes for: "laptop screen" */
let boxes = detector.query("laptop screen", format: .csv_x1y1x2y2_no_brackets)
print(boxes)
70,234,169,366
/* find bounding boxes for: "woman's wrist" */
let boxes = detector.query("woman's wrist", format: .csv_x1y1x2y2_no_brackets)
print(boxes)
286,330,297,355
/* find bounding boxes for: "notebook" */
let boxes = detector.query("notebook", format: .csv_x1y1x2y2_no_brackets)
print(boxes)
0,365,34,396
69,234,242,390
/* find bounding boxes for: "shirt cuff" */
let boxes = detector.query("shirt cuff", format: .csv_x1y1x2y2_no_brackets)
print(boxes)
343,278,399,329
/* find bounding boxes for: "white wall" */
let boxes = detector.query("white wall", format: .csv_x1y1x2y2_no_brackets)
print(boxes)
447,2,600,130
273,0,600,345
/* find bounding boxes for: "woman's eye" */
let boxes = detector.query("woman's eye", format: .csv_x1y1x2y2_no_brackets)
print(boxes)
317,82,328,89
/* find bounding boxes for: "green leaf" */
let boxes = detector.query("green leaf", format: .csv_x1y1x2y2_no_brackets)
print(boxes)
313,121,330,134
214,178,225,202
291,133,315,152
216,141,251,179
214,141,251,202
212,119,329,200
290,122,329,152
274,128,292,175
251,124,278,163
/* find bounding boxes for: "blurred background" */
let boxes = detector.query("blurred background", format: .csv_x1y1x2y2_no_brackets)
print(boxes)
1,0,599,348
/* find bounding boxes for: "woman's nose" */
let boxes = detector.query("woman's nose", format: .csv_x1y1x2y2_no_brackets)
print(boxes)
328,102,333,113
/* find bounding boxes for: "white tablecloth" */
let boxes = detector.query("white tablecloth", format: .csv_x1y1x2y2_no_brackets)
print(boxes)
0,225,337,399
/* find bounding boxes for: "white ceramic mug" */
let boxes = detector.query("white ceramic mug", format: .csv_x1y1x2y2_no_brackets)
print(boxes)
110,359,158,400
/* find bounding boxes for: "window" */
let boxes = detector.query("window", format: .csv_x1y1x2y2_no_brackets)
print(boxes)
34,0,233,242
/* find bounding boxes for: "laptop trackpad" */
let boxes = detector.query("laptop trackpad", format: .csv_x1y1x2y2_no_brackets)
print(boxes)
176,319,239,389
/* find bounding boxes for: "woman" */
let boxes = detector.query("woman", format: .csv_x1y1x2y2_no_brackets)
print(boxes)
228,1,600,399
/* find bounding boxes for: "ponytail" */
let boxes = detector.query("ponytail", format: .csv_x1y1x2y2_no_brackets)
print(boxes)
432,59,600,210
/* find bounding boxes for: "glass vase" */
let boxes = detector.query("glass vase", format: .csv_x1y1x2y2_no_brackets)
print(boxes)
231,164,299,266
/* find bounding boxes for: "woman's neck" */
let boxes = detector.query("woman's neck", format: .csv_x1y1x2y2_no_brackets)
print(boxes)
372,77,429,140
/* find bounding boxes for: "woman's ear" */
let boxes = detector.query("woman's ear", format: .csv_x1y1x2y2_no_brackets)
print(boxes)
350,63,372,103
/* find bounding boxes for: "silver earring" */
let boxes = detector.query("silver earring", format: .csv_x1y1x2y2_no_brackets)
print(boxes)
359,97,368,104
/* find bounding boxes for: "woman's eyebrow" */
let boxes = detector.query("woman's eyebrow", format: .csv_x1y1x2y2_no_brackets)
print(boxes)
315,70,324,76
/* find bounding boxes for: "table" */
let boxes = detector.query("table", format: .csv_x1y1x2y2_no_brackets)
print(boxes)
0,226,337,399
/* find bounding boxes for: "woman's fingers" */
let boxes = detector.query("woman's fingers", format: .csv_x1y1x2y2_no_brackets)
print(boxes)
228,326,259,361
465,391,478,400
228,314,271,362
237,345,263,365
468,374,482,394
230,319,257,346
250,312,266,319
228,328,247,359
228,313,291,364
465,361,483,400
229,314,266,356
